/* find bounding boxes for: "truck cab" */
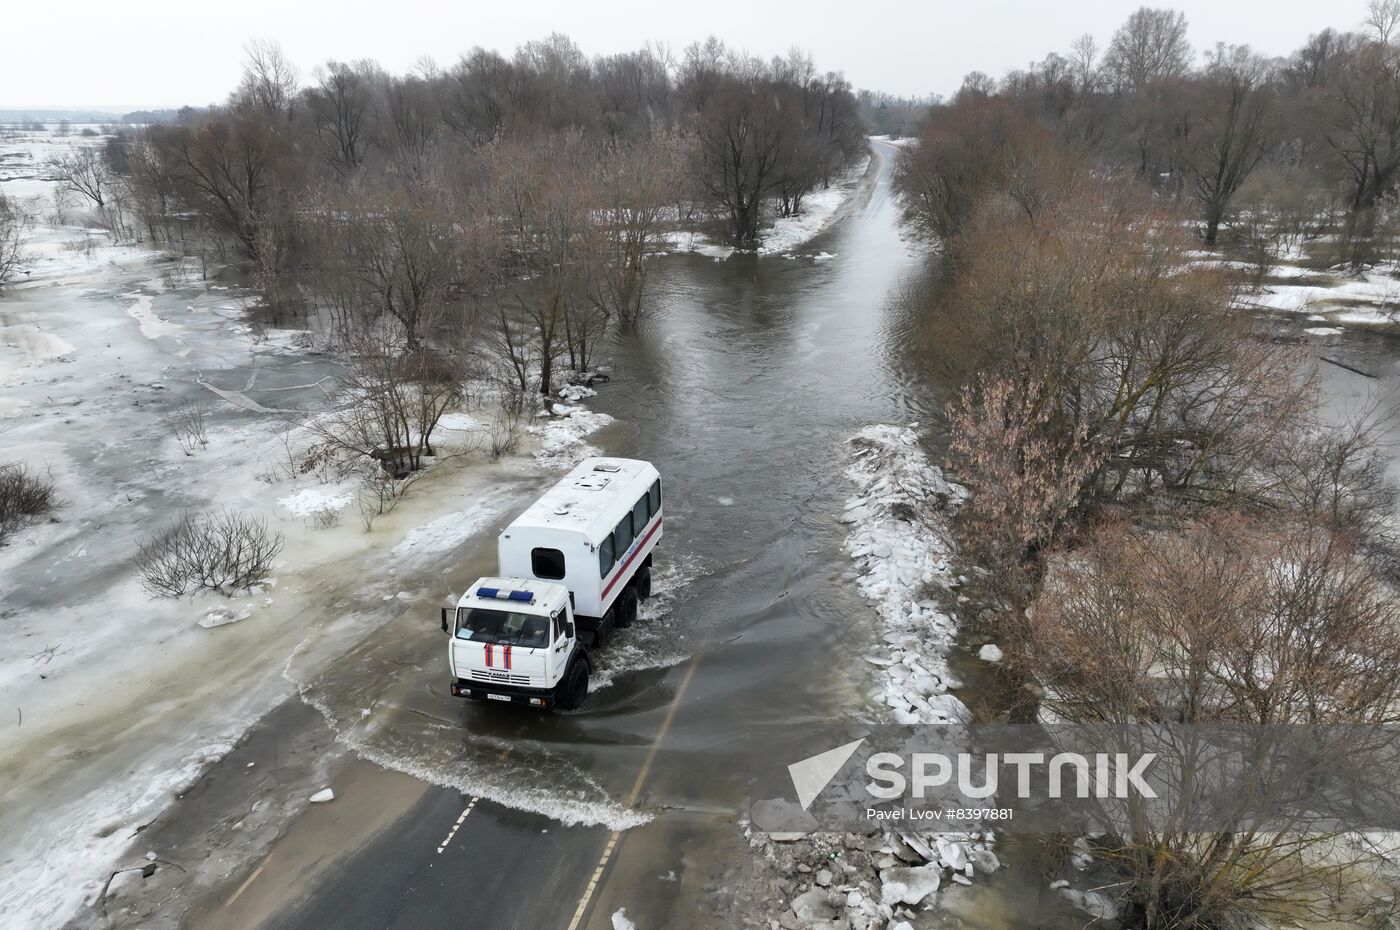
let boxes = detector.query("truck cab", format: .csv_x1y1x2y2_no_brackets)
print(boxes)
441,577,590,710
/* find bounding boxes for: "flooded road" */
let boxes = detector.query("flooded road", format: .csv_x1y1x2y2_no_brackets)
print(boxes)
163,145,1400,930
166,142,983,930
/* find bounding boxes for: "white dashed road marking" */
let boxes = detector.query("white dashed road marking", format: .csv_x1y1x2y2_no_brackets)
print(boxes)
436,796,480,854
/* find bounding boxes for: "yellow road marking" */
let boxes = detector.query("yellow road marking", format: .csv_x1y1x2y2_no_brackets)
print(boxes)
564,657,700,930
224,862,266,907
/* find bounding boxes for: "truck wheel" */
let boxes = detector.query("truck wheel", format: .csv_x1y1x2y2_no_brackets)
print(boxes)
616,588,638,629
637,566,652,600
557,659,589,711
595,610,614,648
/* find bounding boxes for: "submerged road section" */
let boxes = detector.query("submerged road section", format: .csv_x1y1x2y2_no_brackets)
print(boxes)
148,141,938,930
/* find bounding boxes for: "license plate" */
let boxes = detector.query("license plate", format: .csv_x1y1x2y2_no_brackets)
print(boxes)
486,693,512,702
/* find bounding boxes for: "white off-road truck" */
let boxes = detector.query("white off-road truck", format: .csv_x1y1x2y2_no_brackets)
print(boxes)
441,457,662,710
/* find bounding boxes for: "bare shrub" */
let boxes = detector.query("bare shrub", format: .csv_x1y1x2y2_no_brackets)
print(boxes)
163,401,209,454
1022,515,1400,927
486,392,525,462
0,463,57,544
137,509,284,597
938,183,1314,608
947,375,1105,600
307,509,341,530
309,323,466,479
356,469,423,531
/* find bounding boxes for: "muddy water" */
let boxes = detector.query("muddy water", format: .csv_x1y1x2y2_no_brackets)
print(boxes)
285,146,931,820
271,144,1083,927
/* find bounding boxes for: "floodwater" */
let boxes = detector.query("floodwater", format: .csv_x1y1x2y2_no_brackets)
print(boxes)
246,150,1400,930
13,131,1395,930
276,144,938,833
262,142,1081,928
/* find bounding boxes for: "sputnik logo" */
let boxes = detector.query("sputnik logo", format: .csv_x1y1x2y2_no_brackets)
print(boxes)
788,738,866,810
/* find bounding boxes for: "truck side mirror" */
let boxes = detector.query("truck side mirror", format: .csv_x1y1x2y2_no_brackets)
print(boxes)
440,607,450,634
564,621,575,640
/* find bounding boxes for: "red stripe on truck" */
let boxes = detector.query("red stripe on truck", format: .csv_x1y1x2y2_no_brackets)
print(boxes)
484,643,493,667
601,516,662,600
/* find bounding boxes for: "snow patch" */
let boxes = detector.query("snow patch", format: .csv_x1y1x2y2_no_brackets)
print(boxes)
530,405,614,469
844,424,969,725
436,411,481,431
391,502,496,558
278,484,355,517
199,605,253,629
121,291,184,340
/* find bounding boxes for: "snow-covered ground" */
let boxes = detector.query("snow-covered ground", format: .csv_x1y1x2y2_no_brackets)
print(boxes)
867,134,917,147
0,128,613,929
1230,254,1400,330
843,424,969,725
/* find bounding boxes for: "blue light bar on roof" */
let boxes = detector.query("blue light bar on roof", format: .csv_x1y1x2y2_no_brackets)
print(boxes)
474,586,535,603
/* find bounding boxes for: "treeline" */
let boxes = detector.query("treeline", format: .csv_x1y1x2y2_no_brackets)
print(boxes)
50,36,862,484
893,6,1400,928
84,36,864,330
897,3,1400,267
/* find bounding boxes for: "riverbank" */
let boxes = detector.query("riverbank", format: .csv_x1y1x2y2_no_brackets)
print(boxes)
667,152,876,260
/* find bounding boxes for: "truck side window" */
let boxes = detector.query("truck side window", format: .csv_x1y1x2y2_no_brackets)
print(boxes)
632,496,649,535
649,478,661,516
614,514,634,554
599,534,615,578
532,547,566,580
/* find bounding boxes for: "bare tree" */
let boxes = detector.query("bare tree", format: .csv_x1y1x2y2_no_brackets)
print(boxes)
1317,38,1400,264
935,180,1313,598
0,192,29,286
376,75,439,173
312,178,458,348
145,110,295,264
592,134,681,327
486,135,599,393
163,401,209,454
1068,33,1100,94
1102,7,1193,94
1189,45,1278,242
893,94,1052,243
234,39,298,115
1367,0,1400,44
691,69,793,245
306,60,375,174
309,317,469,478
48,147,113,225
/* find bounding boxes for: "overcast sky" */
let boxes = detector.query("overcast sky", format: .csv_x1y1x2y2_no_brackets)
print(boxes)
4,0,1358,111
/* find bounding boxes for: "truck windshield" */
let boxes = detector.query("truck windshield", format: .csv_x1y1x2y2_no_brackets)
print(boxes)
455,607,550,648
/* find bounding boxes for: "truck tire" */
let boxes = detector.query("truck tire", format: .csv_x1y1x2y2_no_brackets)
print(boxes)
557,658,589,711
616,588,638,629
637,566,652,600
595,609,614,648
